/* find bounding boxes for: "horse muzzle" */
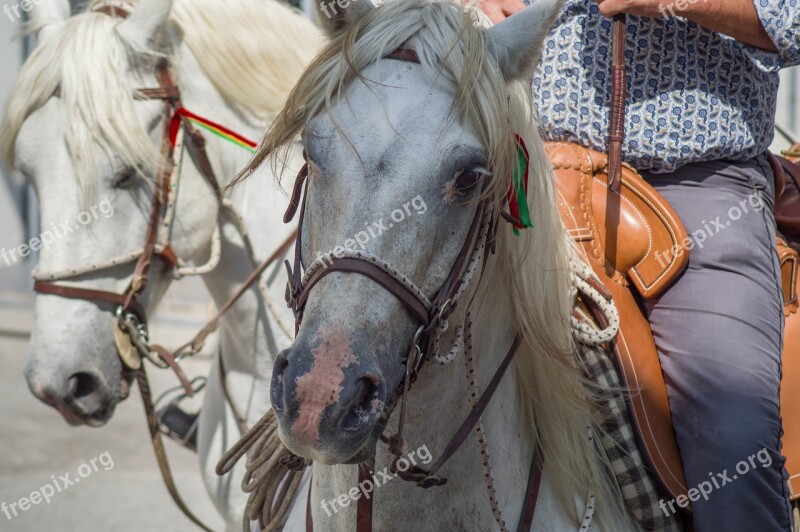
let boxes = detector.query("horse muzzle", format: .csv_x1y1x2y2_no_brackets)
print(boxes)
270,331,388,463
26,363,120,427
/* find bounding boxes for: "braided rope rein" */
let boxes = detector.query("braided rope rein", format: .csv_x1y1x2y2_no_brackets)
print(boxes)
216,411,307,532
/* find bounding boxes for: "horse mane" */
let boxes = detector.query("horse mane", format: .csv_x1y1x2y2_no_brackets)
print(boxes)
242,0,628,527
167,0,321,120
0,0,320,192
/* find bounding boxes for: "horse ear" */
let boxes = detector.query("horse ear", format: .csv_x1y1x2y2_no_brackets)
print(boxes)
118,0,175,51
314,0,374,39
486,0,564,82
27,0,70,43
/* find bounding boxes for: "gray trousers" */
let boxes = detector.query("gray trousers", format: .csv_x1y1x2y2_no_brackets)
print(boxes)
642,155,793,531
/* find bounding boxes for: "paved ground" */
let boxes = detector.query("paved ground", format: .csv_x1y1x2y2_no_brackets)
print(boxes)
0,284,227,531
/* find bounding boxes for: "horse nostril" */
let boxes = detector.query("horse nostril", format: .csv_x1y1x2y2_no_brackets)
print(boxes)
68,372,98,400
271,352,290,413
67,372,105,415
341,373,383,432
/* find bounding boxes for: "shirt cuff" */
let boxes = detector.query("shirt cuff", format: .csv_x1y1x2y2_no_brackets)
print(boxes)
748,0,800,71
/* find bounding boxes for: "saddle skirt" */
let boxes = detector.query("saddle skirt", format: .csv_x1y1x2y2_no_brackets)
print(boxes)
550,141,800,520
772,145,800,499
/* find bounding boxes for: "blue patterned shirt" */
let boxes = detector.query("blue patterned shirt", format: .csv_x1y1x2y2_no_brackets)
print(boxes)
529,0,800,173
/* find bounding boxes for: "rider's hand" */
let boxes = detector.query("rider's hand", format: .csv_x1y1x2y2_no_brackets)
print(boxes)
592,0,668,18
479,0,526,23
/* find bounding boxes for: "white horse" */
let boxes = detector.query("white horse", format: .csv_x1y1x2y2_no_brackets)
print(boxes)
0,0,320,528
238,0,645,529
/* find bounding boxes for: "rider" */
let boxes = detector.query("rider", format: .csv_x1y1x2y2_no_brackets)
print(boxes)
479,0,798,530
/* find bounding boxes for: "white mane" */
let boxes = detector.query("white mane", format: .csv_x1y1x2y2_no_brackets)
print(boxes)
0,0,321,191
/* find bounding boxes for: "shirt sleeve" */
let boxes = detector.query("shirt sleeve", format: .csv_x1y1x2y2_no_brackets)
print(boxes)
743,0,800,71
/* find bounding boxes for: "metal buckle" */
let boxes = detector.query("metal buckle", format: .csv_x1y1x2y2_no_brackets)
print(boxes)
408,325,426,380
116,307,168,369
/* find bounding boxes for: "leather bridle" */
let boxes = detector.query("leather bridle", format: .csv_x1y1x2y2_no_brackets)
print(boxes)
34,57,194,375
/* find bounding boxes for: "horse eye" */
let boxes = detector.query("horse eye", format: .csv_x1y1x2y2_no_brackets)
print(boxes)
114,169,138,189
454,169,484,192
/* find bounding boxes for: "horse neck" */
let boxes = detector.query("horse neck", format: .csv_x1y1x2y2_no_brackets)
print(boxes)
315,262,534,530
171,41,295,381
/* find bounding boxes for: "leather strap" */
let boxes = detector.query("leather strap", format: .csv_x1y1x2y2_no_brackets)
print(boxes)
33,281,146,323
149,344,195,396
123,61,178,310
402,335,522,484
298,258,431,324
135,87,181,101
385,48,420,63
183,121,222,195
607,14,627,192
136,368,214,531
357,461,374,532
517,448,544,532
306,481,313,532
93,4,130,18
303,458,374,532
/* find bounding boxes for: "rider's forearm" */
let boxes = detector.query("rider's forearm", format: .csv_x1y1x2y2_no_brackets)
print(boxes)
681,0,777,51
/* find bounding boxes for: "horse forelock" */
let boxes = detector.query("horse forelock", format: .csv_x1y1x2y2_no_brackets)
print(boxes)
239,0,519,193
0,11,157,193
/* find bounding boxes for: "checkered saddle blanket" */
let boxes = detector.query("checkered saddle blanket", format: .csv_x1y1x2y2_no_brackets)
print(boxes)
574,308,682,532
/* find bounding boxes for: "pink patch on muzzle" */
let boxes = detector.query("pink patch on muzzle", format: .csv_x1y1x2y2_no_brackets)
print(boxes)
291,328,356,446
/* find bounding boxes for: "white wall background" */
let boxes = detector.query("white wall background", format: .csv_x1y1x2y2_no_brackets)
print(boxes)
0,14,29,294
777,69,800,144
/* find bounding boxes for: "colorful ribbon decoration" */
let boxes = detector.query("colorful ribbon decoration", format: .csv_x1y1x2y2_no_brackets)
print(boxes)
507,134,532,234
168,108,258,153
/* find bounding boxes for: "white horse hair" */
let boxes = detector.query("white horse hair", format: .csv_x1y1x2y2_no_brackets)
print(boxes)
0,0,321,528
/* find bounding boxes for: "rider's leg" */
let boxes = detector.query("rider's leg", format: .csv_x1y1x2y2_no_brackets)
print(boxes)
643,154,792,531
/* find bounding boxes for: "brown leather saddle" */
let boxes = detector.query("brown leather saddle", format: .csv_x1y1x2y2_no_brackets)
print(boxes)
551,15,800,509
550,139,800,508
